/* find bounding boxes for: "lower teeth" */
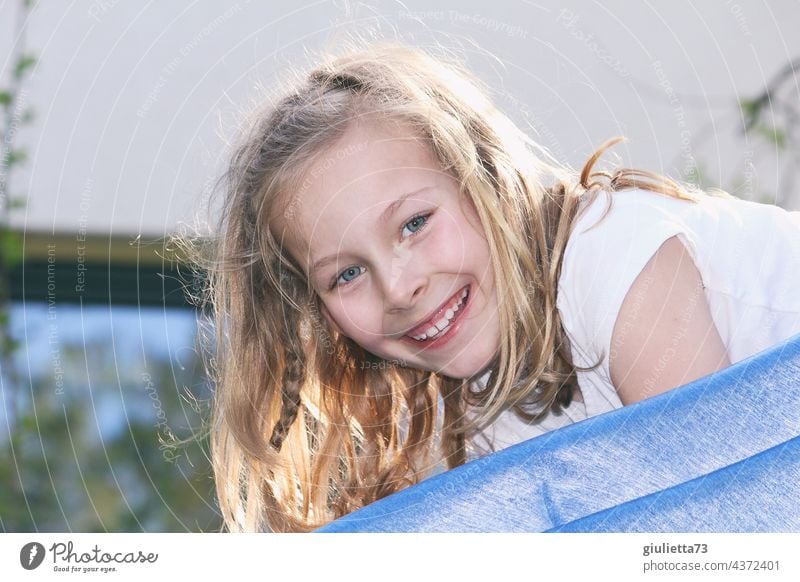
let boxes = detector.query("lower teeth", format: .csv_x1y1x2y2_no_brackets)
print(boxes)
427,326,448,340
417,289,468,342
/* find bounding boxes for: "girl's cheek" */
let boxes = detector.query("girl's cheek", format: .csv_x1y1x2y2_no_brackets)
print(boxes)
427,219,470,262
334,297,371,334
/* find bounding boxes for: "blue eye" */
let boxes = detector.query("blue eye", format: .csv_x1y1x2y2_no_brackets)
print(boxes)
329,213,432,290
401,213,430,238
334,265,365,287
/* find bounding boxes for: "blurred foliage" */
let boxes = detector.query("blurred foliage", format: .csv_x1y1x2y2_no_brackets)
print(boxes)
0,305,222,532
1,0,38,532
0,0,221,532
737,57,799,204
738,58,799,151
674,58,798,205
1,1,36,418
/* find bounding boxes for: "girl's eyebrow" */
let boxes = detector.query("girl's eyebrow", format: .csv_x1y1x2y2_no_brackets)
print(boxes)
378,186,434,224
310,186,434,275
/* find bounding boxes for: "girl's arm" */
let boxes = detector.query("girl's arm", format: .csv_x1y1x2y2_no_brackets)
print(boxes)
609,235,731,405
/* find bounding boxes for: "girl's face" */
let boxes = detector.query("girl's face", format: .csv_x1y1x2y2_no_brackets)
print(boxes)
275,119,500,380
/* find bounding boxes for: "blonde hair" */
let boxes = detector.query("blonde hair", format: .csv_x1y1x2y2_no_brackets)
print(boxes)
178,41,705,532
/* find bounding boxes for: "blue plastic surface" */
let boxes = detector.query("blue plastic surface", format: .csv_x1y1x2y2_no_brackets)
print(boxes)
317,333,800,532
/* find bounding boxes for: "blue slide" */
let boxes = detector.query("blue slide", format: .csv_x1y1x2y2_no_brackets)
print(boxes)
318,333,800,532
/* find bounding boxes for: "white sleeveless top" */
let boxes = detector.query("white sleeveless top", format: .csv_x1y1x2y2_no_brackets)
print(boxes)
466,188,800,461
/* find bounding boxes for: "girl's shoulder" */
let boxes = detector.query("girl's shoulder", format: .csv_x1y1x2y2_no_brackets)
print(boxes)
570,186,799,238
569,186,724,238
554,191,671,387
557,189,718,364
557,186,800,371
565,187,707,281
560,186,797,292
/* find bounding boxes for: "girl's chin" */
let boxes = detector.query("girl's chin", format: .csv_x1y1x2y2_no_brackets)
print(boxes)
363,347,498,380
428,359,496,381
446,352,499,381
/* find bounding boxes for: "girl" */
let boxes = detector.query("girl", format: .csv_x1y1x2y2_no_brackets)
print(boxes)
188,42,800,532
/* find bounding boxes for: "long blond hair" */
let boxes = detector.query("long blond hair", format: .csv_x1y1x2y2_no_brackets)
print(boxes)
178,42,703,532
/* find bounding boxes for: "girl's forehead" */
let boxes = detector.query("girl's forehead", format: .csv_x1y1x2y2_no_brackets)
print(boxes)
296,121,446,208
316,117,433,170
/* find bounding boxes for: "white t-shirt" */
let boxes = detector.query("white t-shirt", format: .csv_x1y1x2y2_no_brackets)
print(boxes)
466,188,800,461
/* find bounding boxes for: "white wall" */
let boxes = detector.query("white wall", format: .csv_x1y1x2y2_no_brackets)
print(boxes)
3,0,798,238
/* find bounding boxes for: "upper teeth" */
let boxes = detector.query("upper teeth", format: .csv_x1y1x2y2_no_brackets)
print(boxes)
410,288,469,341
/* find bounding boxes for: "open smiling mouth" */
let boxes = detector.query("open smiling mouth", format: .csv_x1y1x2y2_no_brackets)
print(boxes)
404,285,470,344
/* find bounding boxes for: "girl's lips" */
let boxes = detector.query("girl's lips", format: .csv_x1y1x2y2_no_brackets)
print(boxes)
401,285,471,349
404,284,470,337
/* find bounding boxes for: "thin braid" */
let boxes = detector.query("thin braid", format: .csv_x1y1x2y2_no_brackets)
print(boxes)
269,329,305,451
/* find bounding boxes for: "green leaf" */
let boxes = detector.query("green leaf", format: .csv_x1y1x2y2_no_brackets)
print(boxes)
13,54,37,80
0,91,11,107
0,229,24,268
739,98,760,120
6,149,28,167
3,337,21,354
754,124,787,149
9,195,27,210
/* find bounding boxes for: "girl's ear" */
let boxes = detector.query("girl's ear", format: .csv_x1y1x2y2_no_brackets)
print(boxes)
319,302,344,336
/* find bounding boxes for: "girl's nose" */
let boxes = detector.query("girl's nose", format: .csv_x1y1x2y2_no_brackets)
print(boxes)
379,251,427,312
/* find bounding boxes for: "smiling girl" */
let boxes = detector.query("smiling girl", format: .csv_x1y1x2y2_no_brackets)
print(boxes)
188,42,800,532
